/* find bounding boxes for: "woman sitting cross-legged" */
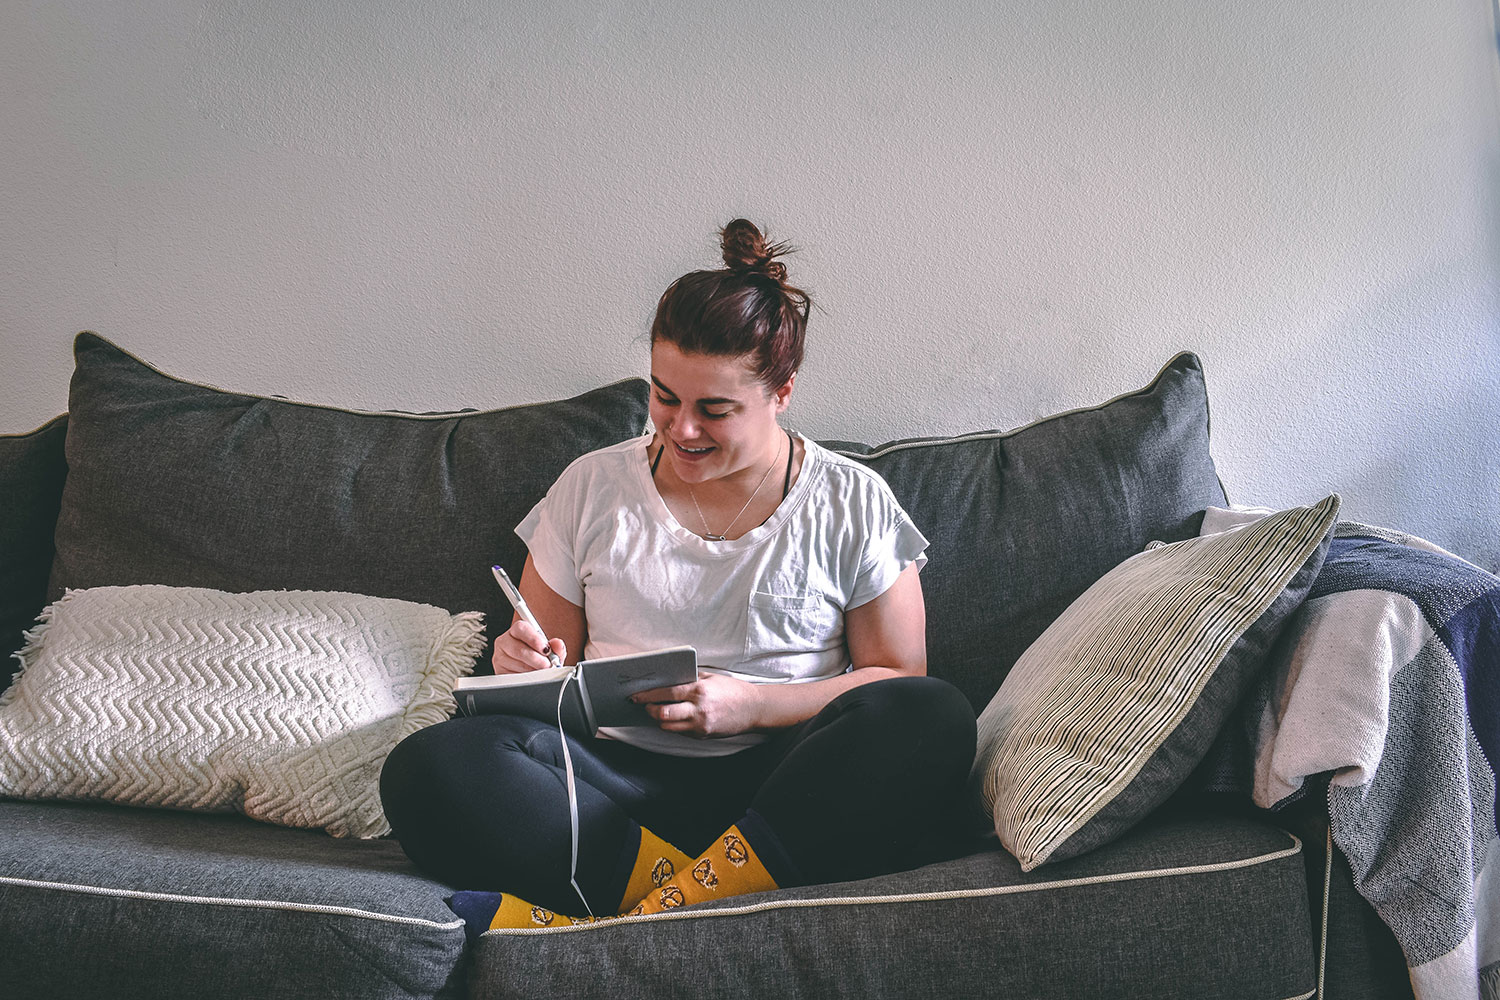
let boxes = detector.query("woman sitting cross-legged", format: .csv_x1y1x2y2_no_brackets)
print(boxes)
378,219,977,938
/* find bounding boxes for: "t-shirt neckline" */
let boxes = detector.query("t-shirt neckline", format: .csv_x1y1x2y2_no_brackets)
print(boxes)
635,430,820,553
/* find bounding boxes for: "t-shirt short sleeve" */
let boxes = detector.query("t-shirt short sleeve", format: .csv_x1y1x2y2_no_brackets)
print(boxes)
515,472,585,607
847,484,929,610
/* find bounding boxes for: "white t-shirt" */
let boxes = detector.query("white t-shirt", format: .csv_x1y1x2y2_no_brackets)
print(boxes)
515,431,929,755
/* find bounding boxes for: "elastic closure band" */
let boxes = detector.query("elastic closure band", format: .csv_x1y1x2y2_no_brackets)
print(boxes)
556,667,594,917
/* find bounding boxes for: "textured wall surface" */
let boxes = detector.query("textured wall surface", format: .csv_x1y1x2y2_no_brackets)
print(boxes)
3,1,1498,570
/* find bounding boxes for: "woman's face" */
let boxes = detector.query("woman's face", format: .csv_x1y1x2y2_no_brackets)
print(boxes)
649,340,793,486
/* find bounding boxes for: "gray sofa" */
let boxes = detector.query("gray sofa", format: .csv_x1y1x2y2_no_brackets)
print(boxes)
0,333,1425,999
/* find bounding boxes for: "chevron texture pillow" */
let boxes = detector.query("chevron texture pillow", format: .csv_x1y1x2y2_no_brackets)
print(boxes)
0,585,485,838
971,495,1340,871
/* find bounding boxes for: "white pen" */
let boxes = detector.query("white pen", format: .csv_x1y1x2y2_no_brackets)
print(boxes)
491,565,563,670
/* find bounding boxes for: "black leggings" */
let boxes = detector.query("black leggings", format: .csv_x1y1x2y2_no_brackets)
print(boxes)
379,675,976,915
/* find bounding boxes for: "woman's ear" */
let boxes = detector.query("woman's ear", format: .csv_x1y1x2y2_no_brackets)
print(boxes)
772,372,796,413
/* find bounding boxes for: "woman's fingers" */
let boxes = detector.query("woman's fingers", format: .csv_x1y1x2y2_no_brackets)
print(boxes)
491,621,562,673
639,685,717,737
651,674,761,737
654,701,702,733
652,700,695,721
632,682,697,704
636,686,697,728
634,676,760,736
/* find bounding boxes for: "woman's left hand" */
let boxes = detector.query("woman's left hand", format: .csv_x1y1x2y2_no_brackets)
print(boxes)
633,672,763,738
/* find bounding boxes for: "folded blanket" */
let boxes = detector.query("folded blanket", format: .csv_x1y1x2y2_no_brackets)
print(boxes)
1195,510,1499,1000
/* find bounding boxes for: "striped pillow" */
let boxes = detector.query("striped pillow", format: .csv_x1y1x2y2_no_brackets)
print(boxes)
971,495,1340,871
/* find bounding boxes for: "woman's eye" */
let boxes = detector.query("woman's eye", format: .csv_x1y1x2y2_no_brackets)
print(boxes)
703,410,730,420
654,394,678,407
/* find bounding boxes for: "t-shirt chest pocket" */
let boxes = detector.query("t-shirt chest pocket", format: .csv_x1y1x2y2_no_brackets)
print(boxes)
742,590,841,659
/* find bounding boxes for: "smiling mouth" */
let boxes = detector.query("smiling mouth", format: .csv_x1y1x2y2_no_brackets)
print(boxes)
675,441,714,455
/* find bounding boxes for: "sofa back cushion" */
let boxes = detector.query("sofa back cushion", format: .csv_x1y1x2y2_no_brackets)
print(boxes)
49,333,650,661
825,353,1227,712
0,415,68,694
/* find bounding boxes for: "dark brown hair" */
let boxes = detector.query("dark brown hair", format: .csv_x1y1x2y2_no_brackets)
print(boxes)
650,219,811,391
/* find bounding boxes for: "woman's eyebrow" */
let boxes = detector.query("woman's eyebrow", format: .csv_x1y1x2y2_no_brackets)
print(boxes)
650,377,738,406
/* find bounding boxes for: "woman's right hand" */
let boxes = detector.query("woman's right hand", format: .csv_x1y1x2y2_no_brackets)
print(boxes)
492,619,567,674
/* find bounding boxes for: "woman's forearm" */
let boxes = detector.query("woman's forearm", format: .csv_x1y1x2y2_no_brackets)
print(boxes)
751,665,915,731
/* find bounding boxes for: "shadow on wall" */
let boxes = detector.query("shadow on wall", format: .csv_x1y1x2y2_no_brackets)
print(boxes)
1494,0,1500,73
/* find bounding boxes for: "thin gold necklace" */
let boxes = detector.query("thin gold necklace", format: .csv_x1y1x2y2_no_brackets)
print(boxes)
686,433,784,541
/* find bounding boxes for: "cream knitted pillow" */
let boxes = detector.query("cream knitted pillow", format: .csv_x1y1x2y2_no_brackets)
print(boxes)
0,585,484,838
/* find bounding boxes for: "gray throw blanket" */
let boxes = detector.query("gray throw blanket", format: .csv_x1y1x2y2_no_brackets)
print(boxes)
1196,512,1498,1000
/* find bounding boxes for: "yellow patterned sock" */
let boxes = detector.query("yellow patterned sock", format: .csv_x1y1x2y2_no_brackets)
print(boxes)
485,893,582,930
457,825,692,933
618,825,694,912
628,824,779,915
452,889,590,934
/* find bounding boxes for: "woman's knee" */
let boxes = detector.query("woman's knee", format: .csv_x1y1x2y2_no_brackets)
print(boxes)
379,715,572,888
830,675,977,761
379,714,556,816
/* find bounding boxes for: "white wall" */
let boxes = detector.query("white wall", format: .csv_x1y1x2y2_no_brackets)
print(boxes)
4,1,1498,570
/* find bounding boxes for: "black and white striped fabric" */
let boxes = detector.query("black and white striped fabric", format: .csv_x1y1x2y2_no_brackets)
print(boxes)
972,495,1340,871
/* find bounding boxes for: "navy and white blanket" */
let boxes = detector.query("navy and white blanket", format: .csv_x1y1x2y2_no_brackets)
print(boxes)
1198,510,1498,1000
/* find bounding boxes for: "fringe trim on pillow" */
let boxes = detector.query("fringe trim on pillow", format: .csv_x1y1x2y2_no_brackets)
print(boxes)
0,589,75,711
399,609,488,746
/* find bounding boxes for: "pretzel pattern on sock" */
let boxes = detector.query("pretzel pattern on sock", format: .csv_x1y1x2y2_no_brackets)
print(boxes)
692,858,718,890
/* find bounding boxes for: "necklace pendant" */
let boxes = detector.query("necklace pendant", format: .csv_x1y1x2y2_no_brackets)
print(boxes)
685,433,785,546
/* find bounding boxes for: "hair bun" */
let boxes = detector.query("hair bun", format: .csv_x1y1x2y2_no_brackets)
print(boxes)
721,218,790,282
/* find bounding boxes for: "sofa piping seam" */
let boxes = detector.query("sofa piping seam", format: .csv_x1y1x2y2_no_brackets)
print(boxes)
826,354,1193,462
74,332,645,422
0,875,465,931
485,830,1303,936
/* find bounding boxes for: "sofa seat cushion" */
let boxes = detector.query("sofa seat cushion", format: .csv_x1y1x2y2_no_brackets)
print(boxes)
471,809,1316,1000
0,800,466,1000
